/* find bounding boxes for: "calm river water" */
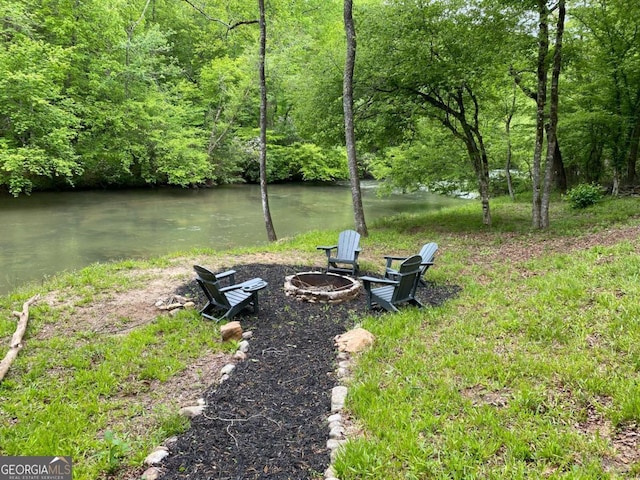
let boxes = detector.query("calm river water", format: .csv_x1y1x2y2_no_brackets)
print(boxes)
0,182,463,295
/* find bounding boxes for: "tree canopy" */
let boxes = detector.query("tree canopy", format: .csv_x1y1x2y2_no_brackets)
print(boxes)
0,0,638,217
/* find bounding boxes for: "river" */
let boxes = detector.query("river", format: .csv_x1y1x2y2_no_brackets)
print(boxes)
0,182,463,295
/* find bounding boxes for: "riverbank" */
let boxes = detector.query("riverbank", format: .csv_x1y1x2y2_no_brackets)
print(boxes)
2,195,640,478
0,183,463,296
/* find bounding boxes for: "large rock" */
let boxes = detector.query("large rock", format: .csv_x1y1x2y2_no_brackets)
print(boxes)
334,328,375,353
179,405,205,418
144,447,169,465
220,321,243,341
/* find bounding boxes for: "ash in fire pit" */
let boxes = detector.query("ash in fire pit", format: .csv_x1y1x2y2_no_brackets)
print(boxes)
284,271,361,304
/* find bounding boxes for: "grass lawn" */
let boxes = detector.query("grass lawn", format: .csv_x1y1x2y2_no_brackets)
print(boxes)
1,193,640,478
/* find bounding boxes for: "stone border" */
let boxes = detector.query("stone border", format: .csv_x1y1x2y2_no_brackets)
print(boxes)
140,324,373,480
284,272,361,304
324,327,375,480
140,327,253,480
323,351,351,480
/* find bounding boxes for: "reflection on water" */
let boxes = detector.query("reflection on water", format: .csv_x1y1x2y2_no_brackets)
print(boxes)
0,183,463,295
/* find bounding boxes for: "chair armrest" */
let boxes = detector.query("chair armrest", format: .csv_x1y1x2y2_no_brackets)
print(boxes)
359,276,398,286
221,278,268,293
384,255,406,268
420,262,435,267
384,255,407,261
240,278,268,292
220,284,244,293
215,269,236,284
317,245,337,251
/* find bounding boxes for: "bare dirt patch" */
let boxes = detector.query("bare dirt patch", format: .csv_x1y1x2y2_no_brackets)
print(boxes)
36,252,319,342
463,225,640,267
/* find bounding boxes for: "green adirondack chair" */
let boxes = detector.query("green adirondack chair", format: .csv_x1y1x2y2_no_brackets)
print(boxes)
360,254,423,312
317,229,361,276
384,242,438,287
193,265,268,321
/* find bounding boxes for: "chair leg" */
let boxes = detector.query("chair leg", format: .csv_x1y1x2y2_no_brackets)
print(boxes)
366,294,373,310
252,292,259,314
408,298,424,308
200,308,222,322
198,301,212,317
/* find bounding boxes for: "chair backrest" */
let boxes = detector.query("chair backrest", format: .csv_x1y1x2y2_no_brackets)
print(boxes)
336,229,360,261
419,242,438,264
391,254,422,303
194,265,230,308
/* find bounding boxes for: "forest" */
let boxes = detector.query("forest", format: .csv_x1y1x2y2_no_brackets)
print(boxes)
0,0,638,213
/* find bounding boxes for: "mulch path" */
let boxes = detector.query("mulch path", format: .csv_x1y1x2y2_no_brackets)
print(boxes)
160,263,460,480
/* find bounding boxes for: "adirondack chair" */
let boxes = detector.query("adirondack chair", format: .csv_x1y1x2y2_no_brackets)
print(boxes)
193,265,268,321
360,254,423,312
317,229,361,276
384,242,438,287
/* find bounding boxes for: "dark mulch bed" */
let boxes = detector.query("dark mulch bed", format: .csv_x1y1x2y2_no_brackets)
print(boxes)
160,264,460,480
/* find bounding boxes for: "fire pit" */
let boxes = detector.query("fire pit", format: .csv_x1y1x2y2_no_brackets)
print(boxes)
284,271,361,304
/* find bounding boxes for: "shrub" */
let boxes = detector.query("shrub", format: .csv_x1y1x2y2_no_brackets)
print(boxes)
565,183,603,209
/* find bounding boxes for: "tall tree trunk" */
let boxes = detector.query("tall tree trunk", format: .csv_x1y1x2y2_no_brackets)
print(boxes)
343,0,367,236
541,0,565,228
505,118,515,201
626,112,640,184
258,0,277,241
611,69,626,196
553,141,566,192
505,79,517,201
457,85,491,226
462,126,492,227
532,0,549,229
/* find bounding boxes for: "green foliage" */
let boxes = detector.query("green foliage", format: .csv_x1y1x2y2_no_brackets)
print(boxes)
0,38,81,195
0,0,639,199
563,0,640,185
96,430,131,473
564,183,604,209
489,170,532,197
368,125,471,195
237,129,348,183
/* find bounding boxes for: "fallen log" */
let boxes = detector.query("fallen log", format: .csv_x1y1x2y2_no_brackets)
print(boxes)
0,294,39,382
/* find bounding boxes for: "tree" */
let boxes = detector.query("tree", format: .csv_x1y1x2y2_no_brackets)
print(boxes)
539,0,565,228
357,0,517,226
258,0,277,241
510,0,566,228
530,0,551,229
0,27,81,195
343,0,367,236
503,80,519,201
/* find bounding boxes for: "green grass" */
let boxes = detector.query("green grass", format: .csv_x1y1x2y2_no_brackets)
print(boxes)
0,255,234,478
331,198,640,479
0,307,224,477
2,194,640,478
